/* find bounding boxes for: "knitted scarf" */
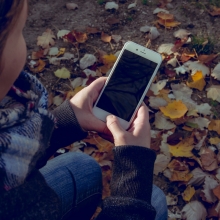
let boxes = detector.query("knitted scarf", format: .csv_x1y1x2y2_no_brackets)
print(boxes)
0,71,55,191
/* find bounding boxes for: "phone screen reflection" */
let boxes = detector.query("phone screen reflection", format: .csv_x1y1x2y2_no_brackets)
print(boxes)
97,49,157,121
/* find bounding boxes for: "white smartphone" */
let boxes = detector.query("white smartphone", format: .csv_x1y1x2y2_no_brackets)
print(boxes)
93,41,162,130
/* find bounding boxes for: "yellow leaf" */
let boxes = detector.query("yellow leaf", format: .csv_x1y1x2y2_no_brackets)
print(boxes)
57,48,66,57
54,67,70,79
29,59,46,73
102,54,117,66
182,185,195,201
157,19,181,28
209,137,220,145
65,86,84,99
101,32,112,43
157,12,174,20
187,71,206,91
170,170,193,182
208,120,220,135
169,137,194,157
159,100,188,119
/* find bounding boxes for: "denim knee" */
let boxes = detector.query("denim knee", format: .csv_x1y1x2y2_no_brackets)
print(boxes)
152,185,168,220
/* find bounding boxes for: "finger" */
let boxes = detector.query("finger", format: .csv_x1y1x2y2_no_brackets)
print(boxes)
106,115,125,138
135,104,149,123
88,115,107,133
86,77,107,100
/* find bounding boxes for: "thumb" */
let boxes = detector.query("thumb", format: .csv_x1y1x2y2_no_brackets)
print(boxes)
106,115,125,138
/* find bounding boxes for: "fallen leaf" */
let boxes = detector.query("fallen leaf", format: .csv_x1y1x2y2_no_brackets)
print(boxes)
174,29,191,39
180,52,196,62
149,96,168,109
154,112,176,130
182,201,207,220
182,185,195,202
159,100,188,119
54,67,70,79
188,168,208,187
48,47,59,56
187,117,210,130
72,31,88,43
187,71,206,91
167,57,177,67
102,54,117,66
57,30,70,39
31,50,45,59
184,61,210,76
208,6,220,16
198,54,218,64
53,95,64,106
213,185,220,200
208,120,220,135
80,54,97,69
71,77,83,89
101,32,112,43
57,48,66,57
148,27,160,40
157,19,181,28
157,12,174,20
196,103,212,116
174,65,189,75
167,133,183,146
66,86,84,99
128,2,136,9
209,137,220,145
207,85,220,102
29,59,46,73
166,194,178,206
154,154,171,175
111,35,122,43
150,79,167,95
157,43,174,55
170,170,193,182
200,148,218,171
86,27,100,34
140,25,151,33
168,137,194,157
211,63,220,81
37,29,56,49
165,68,176,77
201,176,218,203
153,7,169,14
194,130,208,150
66,3,78,10
105,2,119,10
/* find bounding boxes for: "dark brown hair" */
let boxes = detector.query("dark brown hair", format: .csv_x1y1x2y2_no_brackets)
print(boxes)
0,0,25,68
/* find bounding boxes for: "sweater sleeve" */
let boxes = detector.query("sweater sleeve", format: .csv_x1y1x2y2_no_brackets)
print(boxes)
50,100,88,149
96,146,157,220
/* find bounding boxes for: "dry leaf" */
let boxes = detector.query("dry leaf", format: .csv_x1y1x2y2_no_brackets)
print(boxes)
170,170,193,182
157,43,174,55
71,77,83,89
101,32,112,43
149,96,168,109
154,112,176,130
182,185,195,202
102,54,117,66
182,201,207,220
111,35,122,43
174,65,189,75
213,185,220,200
200,148,218,171
198,54,218,64
66,3,78,10
207,85,220,102
31,50,45,60
48,47,59,56
80,54,97,70
157,19,181,28
148,27,160,40
153,7,169,14
174,29,191,39
157,12,174,20
211,63,220,81
208,6,220,16
86,27,100,34
29,59,46,73
66,86,84,99
187,117,210,130
201,176,218,203
154,154,171,175
54,67,70,79
187,71,206,91
166,194,178,206
140,25,151,33
105,17,120,25
57,30,70,39
196,103,212,116
159,100,188,119
168,137,194,157
37,29,56,49
150,80,167,95
188,168,208,187
105,2,119,10
184,61,210,76
209,137,220,145
72,31,88,43
208,120,220,135
53,95,64,106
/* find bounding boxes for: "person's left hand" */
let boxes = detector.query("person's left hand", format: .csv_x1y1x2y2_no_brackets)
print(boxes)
70,77,108,133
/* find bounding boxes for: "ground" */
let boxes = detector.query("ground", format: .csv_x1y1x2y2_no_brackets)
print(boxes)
24,0,220,218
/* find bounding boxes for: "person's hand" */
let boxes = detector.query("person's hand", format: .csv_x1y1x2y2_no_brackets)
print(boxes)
70,77,107,133
106,104,151,148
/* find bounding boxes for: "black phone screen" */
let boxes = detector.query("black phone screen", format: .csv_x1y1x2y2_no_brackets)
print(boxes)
96,49,157,121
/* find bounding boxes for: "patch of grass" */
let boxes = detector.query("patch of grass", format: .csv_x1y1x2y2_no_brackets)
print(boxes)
97,0,105,5
189,36,215,55
209,99,219,107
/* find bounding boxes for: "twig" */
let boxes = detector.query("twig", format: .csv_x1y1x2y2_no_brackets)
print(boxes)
109,42,114,50
146,39,151,48
193,48,199,59
72,43,80,60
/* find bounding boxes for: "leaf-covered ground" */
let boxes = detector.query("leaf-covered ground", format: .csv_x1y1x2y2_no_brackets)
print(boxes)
24,0,220,219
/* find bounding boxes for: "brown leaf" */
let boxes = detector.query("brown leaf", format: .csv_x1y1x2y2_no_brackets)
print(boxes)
63,32,76,43
213,185,220,200
86,27,100,34
198,54,218,64
101,32,112,43
105,17,120,25
157,19,181,28
168,159,189,171
165,68,176,78
208,6,220,16
72,31,88,43
167,133,183,146
181,52,196,62
150,134,162,151
157,12,174,20
29,59,46,73
201,148,218,171
32,50,45,60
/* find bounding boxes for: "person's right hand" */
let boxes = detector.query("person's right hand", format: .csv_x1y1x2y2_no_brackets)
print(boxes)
106,104,151,148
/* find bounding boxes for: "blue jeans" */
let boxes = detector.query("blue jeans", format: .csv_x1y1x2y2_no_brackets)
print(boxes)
40,152,167,220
